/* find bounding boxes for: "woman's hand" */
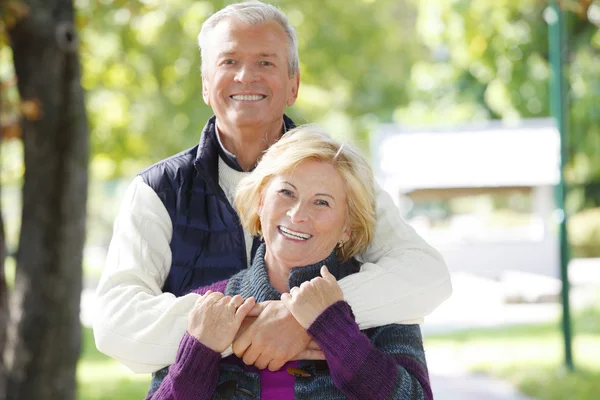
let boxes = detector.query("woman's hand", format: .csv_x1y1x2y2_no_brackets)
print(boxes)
187,291,256,353
281,266,343,329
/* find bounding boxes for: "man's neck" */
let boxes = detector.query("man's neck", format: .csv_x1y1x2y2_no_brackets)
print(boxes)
216,119,284,171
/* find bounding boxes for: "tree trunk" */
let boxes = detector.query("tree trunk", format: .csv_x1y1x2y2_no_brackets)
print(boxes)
0,82,9,400
6,1,89,399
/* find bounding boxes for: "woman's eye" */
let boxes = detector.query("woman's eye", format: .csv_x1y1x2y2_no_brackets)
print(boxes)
279,189,294,197
315,199,330,207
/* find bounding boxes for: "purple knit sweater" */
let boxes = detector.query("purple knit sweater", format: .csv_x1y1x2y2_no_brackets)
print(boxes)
150,247,433,400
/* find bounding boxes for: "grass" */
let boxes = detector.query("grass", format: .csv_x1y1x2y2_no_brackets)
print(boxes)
424,306,600,400
78,327,150,400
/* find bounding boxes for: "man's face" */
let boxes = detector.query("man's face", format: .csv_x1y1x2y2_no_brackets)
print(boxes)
201,18,299,131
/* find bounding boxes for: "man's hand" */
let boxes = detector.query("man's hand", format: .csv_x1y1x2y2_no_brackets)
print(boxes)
232,300,324,371
281,266,343,329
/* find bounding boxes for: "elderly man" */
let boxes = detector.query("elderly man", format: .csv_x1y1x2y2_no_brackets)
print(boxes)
93,0,451,383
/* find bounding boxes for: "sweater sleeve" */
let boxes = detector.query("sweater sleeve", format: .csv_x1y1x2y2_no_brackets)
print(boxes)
94,176,201,373
308,301,433,400
149,333,222,400
338,183,452,328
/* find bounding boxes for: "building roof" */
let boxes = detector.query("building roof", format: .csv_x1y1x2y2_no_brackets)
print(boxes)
372,118,560,193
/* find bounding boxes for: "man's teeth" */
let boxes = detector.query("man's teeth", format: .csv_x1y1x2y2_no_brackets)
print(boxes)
231,95,265,101
279,226,311,240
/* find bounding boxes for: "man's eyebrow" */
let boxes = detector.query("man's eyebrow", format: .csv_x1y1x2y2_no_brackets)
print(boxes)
259,53,278,58
217,51,236,57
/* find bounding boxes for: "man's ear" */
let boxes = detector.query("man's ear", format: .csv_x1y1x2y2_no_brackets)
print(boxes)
286,72,300,107
202,75,210,106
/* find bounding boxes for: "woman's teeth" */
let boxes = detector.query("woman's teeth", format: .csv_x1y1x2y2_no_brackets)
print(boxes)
279,226,311,240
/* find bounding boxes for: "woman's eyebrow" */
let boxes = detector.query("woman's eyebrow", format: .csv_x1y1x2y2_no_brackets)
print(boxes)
281,181,297,190
315,193,335,200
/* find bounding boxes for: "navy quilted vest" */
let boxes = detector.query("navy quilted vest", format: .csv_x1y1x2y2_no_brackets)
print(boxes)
139,115,296,296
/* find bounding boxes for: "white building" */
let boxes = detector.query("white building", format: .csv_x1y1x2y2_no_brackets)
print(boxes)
373,119,561,279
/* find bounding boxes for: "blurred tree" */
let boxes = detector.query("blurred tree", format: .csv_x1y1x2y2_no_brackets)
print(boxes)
0,84,7,400
3,1,89,400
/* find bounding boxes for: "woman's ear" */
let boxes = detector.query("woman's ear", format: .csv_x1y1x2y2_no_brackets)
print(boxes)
257,193,264,219
341,224,351,243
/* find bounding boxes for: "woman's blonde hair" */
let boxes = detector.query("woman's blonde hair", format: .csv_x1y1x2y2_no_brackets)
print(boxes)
235,125,376,261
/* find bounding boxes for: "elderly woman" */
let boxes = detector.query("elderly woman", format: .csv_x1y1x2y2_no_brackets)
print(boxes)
149,126,433,400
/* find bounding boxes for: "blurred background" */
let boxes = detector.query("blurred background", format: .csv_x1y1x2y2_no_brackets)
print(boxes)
1,0,600,399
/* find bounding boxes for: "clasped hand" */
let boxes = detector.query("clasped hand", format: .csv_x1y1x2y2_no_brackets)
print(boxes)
187,266,343,371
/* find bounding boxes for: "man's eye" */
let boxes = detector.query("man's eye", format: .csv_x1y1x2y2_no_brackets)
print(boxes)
261,61,273,66
223,60,235,65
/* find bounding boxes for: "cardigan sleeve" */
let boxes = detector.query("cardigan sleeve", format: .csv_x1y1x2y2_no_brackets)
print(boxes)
149,333,222,400
338,183,452,328
307,301,433,400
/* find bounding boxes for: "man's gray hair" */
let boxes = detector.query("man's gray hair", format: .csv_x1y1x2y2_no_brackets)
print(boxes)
198,0,300,77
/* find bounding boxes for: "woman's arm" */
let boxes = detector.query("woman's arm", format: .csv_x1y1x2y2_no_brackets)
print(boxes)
308,301,433,400
149,333,222,400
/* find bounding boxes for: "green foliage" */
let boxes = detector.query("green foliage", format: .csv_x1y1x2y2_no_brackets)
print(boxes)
568,207,600,257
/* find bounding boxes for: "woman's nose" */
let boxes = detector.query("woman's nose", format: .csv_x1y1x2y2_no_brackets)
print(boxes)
287,203,309,223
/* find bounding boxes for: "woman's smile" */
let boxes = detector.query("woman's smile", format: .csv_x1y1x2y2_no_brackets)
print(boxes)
277,226,312,241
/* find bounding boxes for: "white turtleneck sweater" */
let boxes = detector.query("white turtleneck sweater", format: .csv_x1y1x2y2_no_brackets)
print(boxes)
93,156,452,373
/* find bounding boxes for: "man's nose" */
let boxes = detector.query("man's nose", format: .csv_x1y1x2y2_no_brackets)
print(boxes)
234,64,259,84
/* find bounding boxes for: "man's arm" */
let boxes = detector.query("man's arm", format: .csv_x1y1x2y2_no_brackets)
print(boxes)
93,176,200,373
338,184,452,329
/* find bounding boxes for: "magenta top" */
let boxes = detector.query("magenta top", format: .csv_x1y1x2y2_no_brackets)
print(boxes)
259,360,299,400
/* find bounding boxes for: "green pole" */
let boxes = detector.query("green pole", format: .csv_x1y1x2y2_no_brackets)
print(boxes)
548,1,573,371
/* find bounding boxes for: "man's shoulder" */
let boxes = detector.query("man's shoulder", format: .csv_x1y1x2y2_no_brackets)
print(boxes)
138,145,198,192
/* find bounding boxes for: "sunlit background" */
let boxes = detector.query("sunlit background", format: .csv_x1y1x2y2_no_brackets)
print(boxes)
1,0,600,399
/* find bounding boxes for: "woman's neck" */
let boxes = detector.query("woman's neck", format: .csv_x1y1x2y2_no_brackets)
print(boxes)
263,249,292,294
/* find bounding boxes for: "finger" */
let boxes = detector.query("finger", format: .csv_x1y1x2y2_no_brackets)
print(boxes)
246,301,267,317
289,286,300,296
241,344,261,366
321,265,335,281
231,295,245,308
194,289,213,306
235,297,256,321
307,340,321,351
292,349,326,361
204,292,225,305
267,358,286,372
280,292,292,306
253,352,271,370
232,328,252,357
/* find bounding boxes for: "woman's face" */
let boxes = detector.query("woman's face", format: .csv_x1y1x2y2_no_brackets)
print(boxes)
259,160,351,270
